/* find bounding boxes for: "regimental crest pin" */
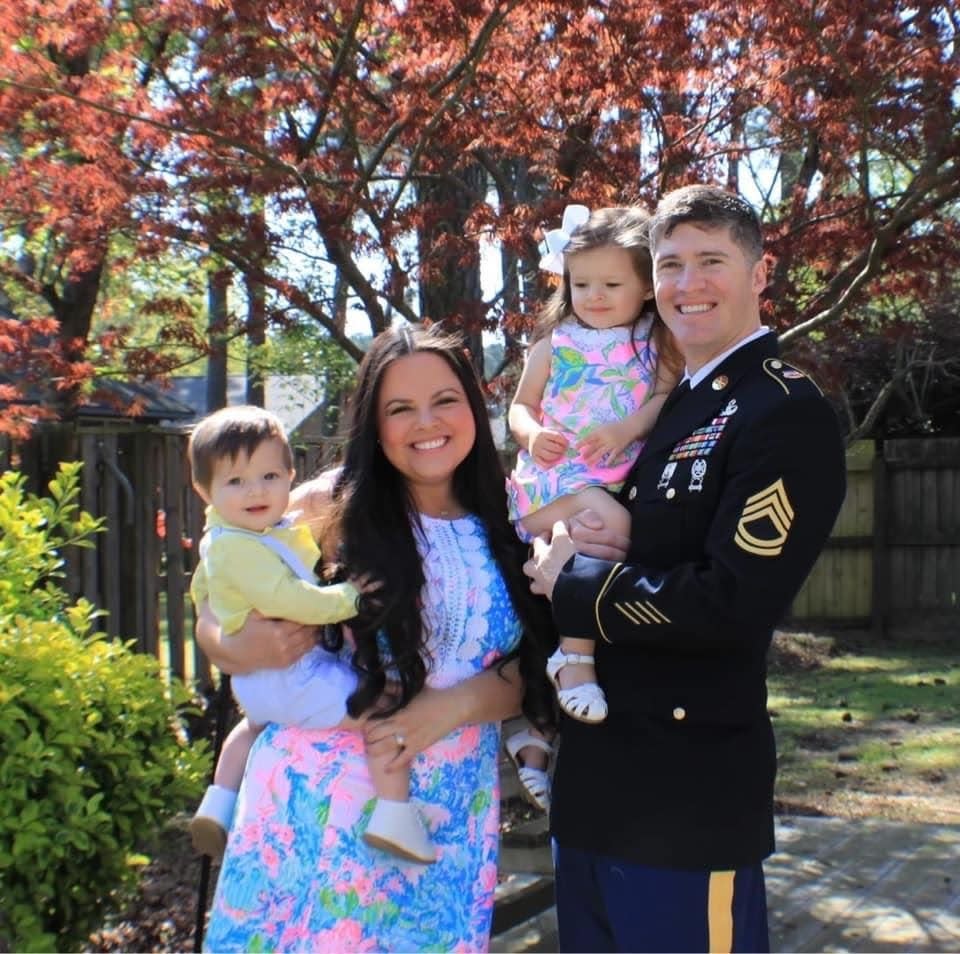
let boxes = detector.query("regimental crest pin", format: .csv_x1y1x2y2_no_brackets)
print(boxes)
657,462,677,489
689,458,707,492
722,399,738,416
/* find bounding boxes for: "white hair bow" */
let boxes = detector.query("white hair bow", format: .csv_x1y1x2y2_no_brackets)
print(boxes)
539,204,590,274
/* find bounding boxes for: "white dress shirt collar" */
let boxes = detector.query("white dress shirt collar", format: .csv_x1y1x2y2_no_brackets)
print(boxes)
685,327,773,389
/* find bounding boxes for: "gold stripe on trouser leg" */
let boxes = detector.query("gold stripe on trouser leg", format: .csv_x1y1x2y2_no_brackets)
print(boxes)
708,870,735,953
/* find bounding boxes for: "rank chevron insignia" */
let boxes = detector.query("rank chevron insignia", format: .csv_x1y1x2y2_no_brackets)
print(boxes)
734,478,794,556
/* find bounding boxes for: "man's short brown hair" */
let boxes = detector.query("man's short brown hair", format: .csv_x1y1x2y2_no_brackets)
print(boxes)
188,405,293,491
650,185,763,262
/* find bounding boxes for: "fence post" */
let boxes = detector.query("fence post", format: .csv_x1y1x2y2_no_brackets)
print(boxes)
871,440,888,637
101,434,124,637
80,435,100,608
164,431,188,682
137,434,162,655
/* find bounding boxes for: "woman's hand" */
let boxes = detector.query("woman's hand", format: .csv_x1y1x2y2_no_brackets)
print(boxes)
196,602,317,674
363,686,453,772
363,660,522,772
523,521,575,602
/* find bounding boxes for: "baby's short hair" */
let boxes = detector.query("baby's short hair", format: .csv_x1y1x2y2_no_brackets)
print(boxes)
188,405,292,490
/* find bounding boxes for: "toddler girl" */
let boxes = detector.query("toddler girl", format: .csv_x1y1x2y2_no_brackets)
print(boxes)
508,204,681,734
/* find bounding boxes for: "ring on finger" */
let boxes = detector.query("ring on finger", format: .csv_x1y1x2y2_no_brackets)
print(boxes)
394,732,406,750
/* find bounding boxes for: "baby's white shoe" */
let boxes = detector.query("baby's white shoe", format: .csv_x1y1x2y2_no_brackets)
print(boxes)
364,799,436,864
505,729,553,812
546,646,608,723
190,784,236,859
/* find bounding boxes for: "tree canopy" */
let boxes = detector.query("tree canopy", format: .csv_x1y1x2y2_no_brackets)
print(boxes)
2,0,959,437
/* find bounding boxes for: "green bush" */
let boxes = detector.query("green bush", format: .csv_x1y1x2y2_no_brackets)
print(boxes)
0,465,209,952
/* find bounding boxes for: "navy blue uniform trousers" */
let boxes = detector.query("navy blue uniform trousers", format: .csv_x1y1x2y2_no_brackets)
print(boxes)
554,840,770,953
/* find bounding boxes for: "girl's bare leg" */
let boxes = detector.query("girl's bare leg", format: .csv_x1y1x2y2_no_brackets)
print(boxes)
522,487,630,694
518,486,631,543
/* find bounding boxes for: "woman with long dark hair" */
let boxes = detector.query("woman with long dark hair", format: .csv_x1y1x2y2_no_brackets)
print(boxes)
197,325,553,952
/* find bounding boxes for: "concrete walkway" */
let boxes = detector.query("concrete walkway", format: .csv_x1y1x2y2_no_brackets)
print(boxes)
492,816,960,952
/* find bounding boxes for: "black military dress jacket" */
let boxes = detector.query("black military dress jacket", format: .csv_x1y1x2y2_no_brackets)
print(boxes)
550,332,846,871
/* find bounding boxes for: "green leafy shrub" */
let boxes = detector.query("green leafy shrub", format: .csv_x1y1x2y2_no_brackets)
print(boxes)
0,461,103,626
0,465,209,952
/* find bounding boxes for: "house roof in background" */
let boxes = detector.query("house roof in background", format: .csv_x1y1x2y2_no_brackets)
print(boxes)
78,379,197,422
1,374,323,432
0,375,197,423
167,375,322,435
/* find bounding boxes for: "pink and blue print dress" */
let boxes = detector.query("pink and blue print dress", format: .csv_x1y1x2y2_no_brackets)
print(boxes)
508,318,658,525
203,513,522,953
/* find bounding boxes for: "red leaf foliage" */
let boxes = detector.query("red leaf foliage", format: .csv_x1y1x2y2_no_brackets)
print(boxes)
1,0,959,436
0,316,95,436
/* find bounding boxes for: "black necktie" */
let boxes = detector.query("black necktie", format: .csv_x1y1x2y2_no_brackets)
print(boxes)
660,378,691,419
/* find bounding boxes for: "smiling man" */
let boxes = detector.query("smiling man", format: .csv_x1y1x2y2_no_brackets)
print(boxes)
525,185,847,952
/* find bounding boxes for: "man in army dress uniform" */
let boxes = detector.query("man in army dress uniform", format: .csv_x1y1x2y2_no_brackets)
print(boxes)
525,185,847,952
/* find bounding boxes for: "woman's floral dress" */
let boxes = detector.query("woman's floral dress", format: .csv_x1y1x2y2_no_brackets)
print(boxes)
508,317,658,525
204,513,522,953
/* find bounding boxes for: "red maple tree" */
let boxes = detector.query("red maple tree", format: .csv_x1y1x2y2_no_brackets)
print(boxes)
1,0,958,438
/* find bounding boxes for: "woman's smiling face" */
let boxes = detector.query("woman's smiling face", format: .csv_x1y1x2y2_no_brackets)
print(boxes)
375,351,477,504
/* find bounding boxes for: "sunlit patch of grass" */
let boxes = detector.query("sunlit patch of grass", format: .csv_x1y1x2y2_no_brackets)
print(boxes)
157,590,200,685
877,728,960,770
825,654,913,673
768,638,959,809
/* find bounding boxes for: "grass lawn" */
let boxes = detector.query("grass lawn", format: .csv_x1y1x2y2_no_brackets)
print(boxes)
156,590,205,688
768,630,960,823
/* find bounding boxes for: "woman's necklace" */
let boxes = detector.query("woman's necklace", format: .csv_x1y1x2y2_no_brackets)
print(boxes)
421,502,467,519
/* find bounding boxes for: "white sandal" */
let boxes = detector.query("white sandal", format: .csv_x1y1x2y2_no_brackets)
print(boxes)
505,729,553,812
546,646,608,724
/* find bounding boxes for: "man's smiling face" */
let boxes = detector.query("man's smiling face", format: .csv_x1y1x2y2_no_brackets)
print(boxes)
653,222,767,374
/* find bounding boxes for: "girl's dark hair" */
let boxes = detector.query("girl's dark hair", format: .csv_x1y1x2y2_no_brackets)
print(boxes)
328,324,555,729
536,205,682,381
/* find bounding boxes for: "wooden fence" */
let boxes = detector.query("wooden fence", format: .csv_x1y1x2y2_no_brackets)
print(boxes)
0,423,328,689
788,437,960,637
2,430,957,688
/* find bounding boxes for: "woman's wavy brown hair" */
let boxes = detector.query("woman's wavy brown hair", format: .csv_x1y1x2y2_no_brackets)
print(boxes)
327,324,555,729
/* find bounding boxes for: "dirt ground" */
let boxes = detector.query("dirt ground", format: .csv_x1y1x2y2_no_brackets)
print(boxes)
86,630,957,953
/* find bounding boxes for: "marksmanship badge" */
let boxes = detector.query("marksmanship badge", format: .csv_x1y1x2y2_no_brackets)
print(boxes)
689,458,707,492
657,462,677,489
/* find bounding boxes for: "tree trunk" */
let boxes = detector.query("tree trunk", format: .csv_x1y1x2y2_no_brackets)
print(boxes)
416,164,487,376
207,268,230,412
245,269,266,408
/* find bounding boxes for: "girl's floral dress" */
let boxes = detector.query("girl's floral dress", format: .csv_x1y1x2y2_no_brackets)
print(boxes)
508,317,658,525
204,513,522,953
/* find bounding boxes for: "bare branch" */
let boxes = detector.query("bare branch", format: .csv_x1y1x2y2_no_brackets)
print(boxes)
365,1,519,213
300,1,367,159
780,160,960,346
0,78,310,188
